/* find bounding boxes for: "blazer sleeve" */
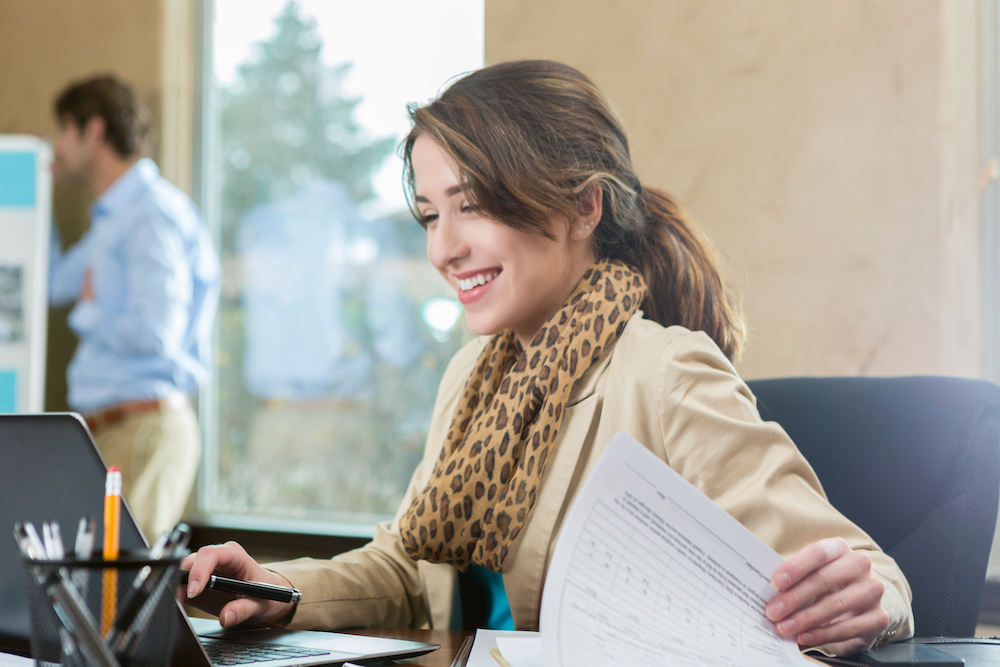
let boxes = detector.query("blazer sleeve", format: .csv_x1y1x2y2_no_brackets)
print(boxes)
265,338,485,630
652,329,914,644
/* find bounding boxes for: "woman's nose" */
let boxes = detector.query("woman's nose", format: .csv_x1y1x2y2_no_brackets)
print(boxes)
426,215,469,268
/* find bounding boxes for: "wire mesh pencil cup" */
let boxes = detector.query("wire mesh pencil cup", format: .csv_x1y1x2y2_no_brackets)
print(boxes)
21,549,182,667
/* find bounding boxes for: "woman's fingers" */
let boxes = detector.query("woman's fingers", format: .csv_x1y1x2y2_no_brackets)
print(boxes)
219,597,266,628
774,572,884,641
794,602,889,652
766,538,890,655
185,543,227,598
767,539,867,622
770,538,849,597
179,541,293,626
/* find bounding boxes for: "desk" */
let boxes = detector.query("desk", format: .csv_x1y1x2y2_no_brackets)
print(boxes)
349,629,472,666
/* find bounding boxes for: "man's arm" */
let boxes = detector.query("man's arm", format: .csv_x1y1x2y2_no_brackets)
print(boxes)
48,225,90,307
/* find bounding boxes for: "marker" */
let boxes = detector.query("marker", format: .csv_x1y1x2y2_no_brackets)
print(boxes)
22,522,47,560
13,522,44,560
73,516,96,596
74,517,96,561
49,522,65,560
178,570,302,604
100,466,122,636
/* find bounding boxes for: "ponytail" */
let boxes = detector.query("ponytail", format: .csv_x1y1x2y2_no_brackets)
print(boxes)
628,187,745,360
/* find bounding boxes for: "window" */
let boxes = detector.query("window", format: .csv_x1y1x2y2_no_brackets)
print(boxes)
197,0,484,532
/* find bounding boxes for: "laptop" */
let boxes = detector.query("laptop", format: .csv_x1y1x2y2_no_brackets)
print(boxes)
0,413,439,666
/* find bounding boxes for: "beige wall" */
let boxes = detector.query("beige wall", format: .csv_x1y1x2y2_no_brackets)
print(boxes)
1,0,984,401
0,0,169,410
487,0,984,380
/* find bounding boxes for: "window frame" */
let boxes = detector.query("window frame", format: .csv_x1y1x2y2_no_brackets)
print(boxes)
188,0,483,541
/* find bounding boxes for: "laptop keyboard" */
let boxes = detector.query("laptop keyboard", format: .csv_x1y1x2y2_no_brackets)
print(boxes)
203,640,334,665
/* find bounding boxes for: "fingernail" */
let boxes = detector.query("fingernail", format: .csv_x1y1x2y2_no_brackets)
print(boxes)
222,610,233,627
187,581,198,598
799,632,814,645
765,601,784,621
777,619,796,635
773,572,790,588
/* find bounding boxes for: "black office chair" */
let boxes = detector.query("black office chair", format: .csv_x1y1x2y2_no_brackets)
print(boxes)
746,376,1000,637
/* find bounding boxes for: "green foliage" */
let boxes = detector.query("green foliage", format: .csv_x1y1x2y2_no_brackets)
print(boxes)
218,0,395,246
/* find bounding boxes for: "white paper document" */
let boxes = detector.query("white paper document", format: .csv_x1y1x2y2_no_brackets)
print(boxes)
466,629,540,667
538,432,818,667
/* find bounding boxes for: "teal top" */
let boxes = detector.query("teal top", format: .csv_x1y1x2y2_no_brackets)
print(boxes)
451,564,514,630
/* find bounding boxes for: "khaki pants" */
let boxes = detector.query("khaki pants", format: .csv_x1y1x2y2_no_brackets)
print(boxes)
93,400,201,541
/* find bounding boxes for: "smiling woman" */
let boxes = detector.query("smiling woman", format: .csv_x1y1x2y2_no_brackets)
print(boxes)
183,59,915,657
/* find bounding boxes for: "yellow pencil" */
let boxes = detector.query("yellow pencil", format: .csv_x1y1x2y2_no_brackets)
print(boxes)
100,465,122,637
489,647,513,667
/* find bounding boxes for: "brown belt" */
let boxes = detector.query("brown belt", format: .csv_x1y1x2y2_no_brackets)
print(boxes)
84,395,189,433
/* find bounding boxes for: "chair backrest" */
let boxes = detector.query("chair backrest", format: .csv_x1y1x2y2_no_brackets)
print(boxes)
746,376,1000,637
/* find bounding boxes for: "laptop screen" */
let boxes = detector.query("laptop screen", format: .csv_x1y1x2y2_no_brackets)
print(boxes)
0,413,146,654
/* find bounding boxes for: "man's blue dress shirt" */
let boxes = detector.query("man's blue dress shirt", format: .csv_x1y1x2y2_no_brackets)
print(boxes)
49,159,221,413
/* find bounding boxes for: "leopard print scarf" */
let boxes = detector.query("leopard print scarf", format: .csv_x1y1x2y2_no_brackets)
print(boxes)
399,260,647,571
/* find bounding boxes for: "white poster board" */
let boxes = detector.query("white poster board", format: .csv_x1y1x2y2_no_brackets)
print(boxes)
0,136,52,413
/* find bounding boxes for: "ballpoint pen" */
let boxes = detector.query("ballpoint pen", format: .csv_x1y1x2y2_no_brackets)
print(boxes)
178,570,303,604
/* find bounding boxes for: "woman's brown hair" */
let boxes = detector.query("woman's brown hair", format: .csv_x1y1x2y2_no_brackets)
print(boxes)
402,60,746,360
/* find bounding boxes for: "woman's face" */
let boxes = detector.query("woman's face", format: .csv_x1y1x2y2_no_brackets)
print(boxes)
411,136,597,347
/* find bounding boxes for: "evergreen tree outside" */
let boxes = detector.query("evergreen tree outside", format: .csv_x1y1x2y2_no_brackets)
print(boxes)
219,0,395,245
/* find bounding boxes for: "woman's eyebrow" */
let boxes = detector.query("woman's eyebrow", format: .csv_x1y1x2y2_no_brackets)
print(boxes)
414,185,464,203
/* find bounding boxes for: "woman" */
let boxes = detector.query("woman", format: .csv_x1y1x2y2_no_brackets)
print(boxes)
183,60,912,656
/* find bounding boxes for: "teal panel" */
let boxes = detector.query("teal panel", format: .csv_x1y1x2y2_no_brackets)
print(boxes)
0,152,37,207
0,370,16,412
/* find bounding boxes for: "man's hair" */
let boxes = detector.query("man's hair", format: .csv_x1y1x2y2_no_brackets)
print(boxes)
54,75,154,159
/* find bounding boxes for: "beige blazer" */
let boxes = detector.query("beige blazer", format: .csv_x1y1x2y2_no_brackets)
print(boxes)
269,314,914,641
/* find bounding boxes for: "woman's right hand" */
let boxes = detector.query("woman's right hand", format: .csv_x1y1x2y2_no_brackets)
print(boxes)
180,541,297,627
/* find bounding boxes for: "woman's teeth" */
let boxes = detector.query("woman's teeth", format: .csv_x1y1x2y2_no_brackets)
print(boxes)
458,271,499,292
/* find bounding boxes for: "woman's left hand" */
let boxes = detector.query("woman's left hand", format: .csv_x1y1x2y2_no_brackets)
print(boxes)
766,537,890,656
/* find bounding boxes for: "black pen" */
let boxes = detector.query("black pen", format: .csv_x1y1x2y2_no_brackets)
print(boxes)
179,570,302,604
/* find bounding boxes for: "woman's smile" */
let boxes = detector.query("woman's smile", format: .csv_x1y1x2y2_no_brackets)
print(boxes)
454,268,501,303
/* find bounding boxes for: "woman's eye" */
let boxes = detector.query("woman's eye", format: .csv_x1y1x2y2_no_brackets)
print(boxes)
418,213,438,227
459,203,473,214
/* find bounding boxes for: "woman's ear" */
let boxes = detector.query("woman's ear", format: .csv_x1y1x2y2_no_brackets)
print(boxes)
573,183,604,239
581,183,603,222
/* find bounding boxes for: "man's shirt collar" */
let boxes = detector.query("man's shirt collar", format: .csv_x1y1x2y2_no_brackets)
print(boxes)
88,158,159,221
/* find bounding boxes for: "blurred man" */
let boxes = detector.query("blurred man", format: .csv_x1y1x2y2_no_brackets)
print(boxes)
48,75,220,540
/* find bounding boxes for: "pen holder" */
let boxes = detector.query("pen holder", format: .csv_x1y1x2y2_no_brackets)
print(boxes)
20,549,183,667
